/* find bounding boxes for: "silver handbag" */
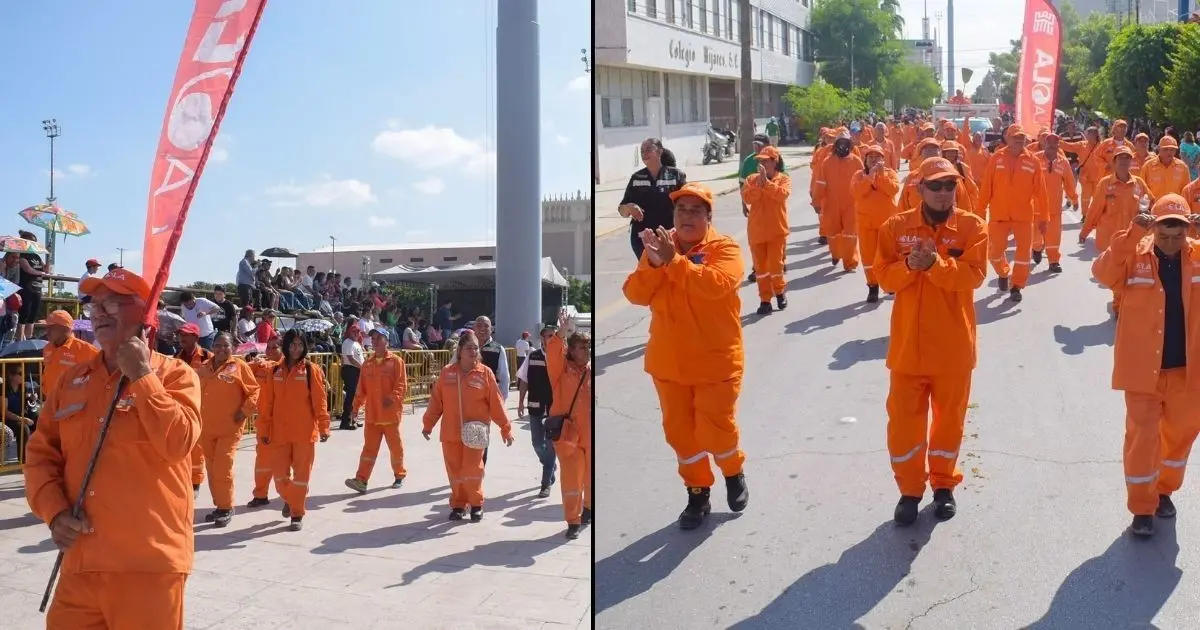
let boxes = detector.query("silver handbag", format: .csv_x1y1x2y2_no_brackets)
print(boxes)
457,369,490,450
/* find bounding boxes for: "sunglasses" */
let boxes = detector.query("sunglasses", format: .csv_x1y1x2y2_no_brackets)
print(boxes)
924,180,958,193
95,297,139,316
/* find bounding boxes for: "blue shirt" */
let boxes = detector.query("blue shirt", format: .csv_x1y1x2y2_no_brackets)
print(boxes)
236,258,256,286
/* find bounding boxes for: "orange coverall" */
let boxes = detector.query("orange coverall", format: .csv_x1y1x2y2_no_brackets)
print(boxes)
1033,150,1079,264
256,359,331,518
24,352,201,629
422,363,513,509
875,208,988,497
1082,174,1152,314
851,165,902,287
248,357,278,501
1140,157,1190,199
900,167,974,213
1095,136,1130,177
814,151,866,270
41,335,99,400
180,347,213,487
352,352,409,483
742,171,792,302
1093,224,1200,515
978,146,1049,289
546,335,592,526
1062,139,1102,214
197,356,259,511
622,226,746,488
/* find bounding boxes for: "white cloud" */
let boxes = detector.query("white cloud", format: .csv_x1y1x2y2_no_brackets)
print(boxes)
371,125,495,175
67,164,92,176
413,176,446,195
555,134,570,145
209,147,229,162
264,176,377,208
236,194,252,204
367,215,396,228
566,75,589,91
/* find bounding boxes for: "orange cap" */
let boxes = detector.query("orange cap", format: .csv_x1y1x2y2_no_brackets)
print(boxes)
862,144,886,158
1044,132,1061,141
754,145,781,161
920,122,935,132
918,157,963,182
1159,136,1180,150
1135,132,1150,143
1152,193,1191,222
940,140,964,153
917,137,942,154
668,182,715,209
1112,145,1135,159
79,268,152,301
1006,125,1029,139
1113,119,1128,128
46,309,73,329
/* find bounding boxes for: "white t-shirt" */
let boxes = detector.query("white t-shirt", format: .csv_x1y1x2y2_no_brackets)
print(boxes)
79,271,101,297
181,297,219,337
236,318,255,341
517,354,531,382
341,338,365,368
515,338,531,358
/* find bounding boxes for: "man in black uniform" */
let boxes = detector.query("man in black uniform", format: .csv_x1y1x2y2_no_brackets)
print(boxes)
517,325,558,497
473,316,510,466
617,138,687,260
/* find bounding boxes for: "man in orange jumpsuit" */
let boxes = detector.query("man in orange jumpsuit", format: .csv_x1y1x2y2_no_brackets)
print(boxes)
345,327,409,493
811,128,836,246
622,181,749,530
41,309,99,399
1092,193,1200,537
247,336,283,508
1139,135,1190,199
24,268,202,628
196,332,258,528
977,125,1049,302
900,139,959,211
1081,146,1152,317
546,310,592,540
742,145,792,315
1095,119,1132,177
814,131,866,271
875,158,988,525
965,131,992,185
1130,133,1152,173
875,122,900,170
256,329,331,531
176,322,212,494
1062,126,1103,219
940,141,980,213
851,144,901,303
1032,133,1079,273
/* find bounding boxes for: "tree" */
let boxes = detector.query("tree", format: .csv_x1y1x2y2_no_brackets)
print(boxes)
984,39,1022,106
1149,24,1200,128
568,278,592,312
783,79,870,135
881,61,942,110
1097,22,1182,119
1060,9,1119,110
810,0,903,95
878,0,905,37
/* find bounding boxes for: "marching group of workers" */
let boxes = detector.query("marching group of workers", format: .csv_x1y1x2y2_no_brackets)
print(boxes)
17,265,592,628
616,114,1200,541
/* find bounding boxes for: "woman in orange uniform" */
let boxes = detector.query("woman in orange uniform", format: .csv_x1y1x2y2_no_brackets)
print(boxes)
41,309,99,399
195,332,259,528
1081,145,1153,318
742,145,792,315
422,330,515,522
256,329,331,531
814,131,866,271
622,181,749,530
851,144,902,304
546,310,592,540
1033,133,1079,272
177,322,212,494
246,336,283,508
345,327,409,493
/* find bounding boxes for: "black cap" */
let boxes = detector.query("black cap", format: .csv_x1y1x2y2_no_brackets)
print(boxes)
753,134,770,144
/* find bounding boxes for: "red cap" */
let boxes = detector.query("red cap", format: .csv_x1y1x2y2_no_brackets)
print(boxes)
179,323,201,337
85,259,100,268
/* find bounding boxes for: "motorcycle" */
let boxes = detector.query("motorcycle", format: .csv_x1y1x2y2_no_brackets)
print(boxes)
714,127,737,156
701,126,727,165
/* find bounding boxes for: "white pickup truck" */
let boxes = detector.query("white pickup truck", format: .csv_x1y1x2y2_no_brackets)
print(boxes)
931,103,1000,124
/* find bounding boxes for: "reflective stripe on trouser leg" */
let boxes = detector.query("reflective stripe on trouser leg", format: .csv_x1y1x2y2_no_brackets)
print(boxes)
886,371,933,497
252,441,274,498
764,238,786,297
927,372,972,491
355,423,385,482
1045,209,1064,263
859,226,880,286
1153,369,1200,497
382,423,407,478
987,220,1013,278
556,443,590,524
695,376,745,478
442,441,467,508
1124,380,1169,516
1010,220,1034,288
654,378,715,487
751,242,774,302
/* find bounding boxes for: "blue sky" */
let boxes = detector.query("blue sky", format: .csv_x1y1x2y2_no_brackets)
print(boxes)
0,0,591,285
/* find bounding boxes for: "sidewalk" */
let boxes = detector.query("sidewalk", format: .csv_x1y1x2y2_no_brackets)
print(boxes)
596,144,814,240
0,398,590,630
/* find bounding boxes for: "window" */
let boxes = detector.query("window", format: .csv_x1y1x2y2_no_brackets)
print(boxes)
646,0,657,19
801,29,814,62
681,0,693,28
664,73,706,124
666,0,675,23
443,256,458,262
724,0,735,41
766,14,775,52
409,257,425,263
598,66,653,128
756,8,765,47
699,0,707,34
627,0,636,12
479,255,494,262
782,21,791,56
379,258,393,264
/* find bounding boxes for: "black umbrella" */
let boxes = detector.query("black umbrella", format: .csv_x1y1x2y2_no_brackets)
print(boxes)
260,247,298,258
0,338,48,359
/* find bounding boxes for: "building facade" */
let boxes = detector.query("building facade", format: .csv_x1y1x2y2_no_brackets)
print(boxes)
594,0,817,183
295,193,593,287
1056,0,1192,23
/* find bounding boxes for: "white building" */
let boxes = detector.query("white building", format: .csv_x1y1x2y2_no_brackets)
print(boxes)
1056,0,1191,23
594,0,817,183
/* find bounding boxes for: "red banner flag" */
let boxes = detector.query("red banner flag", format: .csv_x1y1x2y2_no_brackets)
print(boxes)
1015,0,1063,136
142,0,267,323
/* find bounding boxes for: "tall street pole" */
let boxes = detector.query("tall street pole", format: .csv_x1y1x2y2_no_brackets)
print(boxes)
42,119,60,296
738,0,753,162
947,0,956,96
329,235,336,273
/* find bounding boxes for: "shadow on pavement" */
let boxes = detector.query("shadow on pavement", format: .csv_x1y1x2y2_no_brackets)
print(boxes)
790,223,820,233
195,521,287,551
1069,244,1099,262
595,513,739,614
785,301,880,336
729,514,938,628
1025,522,1180,629
780,252,834,272
388,533,566,588
312,508,460,556
976,293,1020,325
786,266,843,292
597,343,647,377
1053,322,1113,356
0,512,41,532
828,337,889,371
18,538,57,554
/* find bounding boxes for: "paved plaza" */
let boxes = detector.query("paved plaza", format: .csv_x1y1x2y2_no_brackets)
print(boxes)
0,399,591,630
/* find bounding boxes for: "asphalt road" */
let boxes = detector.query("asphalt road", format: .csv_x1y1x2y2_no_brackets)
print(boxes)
593,166,1199,629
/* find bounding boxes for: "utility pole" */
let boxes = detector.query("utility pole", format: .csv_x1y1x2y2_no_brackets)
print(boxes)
116,248,127,266
583,48,597,185
738,0,754,163
42,119,60,297
850,34,856,91
947,0,956,97
329,235,337,273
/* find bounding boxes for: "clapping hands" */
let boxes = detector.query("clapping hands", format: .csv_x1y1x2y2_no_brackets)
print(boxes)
906,240,937,271
639,226,678,267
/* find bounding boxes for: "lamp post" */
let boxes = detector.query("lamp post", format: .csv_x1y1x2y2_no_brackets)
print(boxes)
116,248,127,266
584,48,598,185
561,266,570,307
329,235,337,273
42,119,60,296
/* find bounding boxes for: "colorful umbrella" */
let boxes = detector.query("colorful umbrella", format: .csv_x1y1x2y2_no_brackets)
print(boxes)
0,236,48,255
236,342,266,355
19,204,90,236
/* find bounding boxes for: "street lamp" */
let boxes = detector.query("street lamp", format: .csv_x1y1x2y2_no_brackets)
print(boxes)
581,48,590,73
42,119,61,296
561,266,570,306
329,236,337,273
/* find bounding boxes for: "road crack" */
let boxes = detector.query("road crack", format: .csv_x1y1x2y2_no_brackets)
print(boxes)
968,449,1120,466
904,574,981,630
598,405,656,423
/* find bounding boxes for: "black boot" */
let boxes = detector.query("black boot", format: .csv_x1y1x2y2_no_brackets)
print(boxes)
866,285,880,303
1130,515,1155,537
756,302,773,315
1048,262,1062,273
212,509,233,528
678,487,712,530
818,236,828,245
282,503,291,519
448,508,466,521
997,277,1009,292
894,496,920,526
725,473,749,512
747,271,757,283
470,506,484,522
247,497,269,508
831,256,840,267
581,507,592,526
1157,494,1177,519
1032,249,1043,265
775,294,788,311
933,489,957,520
565,524,581,540
1010,287,1023,303
289,516,303,532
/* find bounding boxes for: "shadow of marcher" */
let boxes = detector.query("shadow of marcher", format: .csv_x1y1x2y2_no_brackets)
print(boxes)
1053,321,1114,356
340,485,451,514
18,538,57,554
785,301,879,336
828,337,889,371
976,294,1021,325
0,512,41,532
1069,242,1099,262
387,533,567,588
194,521,286,551
1025,522,1181,629
730,515,938,629
311,507,460,556
790,222,820,233
595,513,739,614
786,266,842,292
596,343,646,376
